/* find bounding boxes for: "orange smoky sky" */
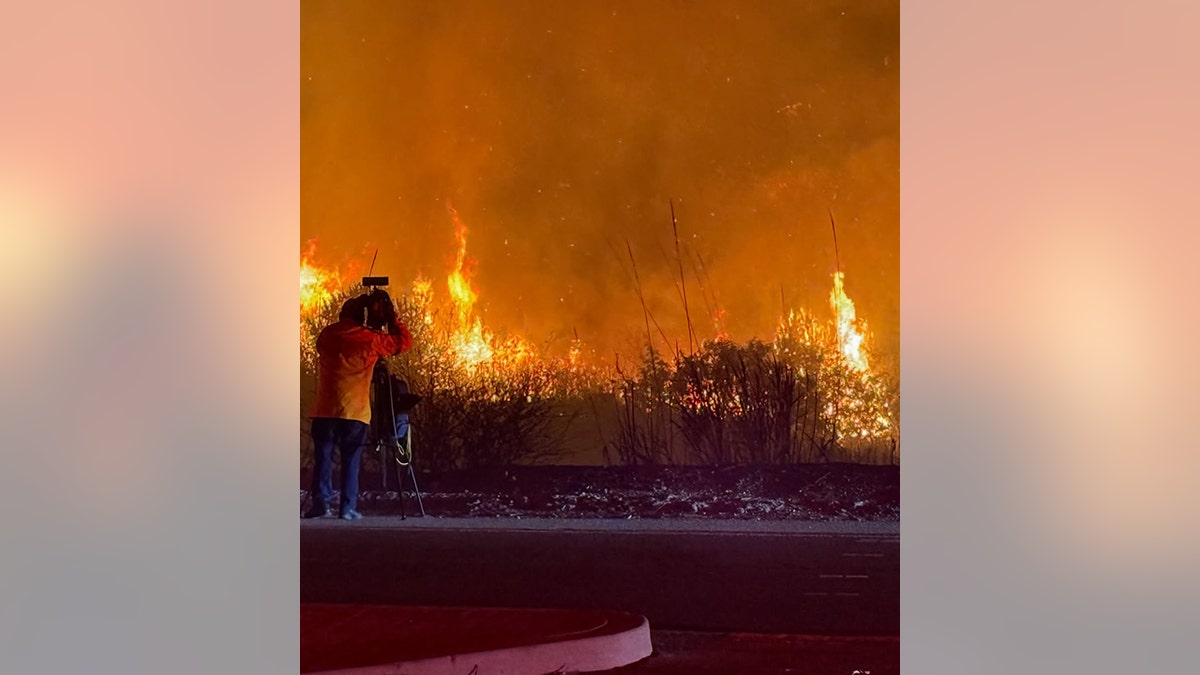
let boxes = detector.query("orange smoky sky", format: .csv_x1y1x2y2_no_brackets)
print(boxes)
301,0,898,359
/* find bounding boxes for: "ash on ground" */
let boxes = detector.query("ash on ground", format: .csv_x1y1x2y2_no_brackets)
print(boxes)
301,464,898,521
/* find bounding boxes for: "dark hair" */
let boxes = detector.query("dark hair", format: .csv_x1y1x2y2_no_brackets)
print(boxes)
337,294,367,323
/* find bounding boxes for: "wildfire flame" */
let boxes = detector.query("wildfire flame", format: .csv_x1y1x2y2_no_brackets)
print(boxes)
773,271,893,441
446,205,478,324
411,277,435,326
445,205,496,366
296,223,892,445
830,271,868,371
300,239,343,319
711,307,730,341
300,239,357,369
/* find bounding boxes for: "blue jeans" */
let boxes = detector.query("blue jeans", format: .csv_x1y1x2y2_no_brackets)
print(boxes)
309,417,370,513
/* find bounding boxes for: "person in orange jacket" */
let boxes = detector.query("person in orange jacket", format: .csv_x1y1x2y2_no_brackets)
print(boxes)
305,289,412,520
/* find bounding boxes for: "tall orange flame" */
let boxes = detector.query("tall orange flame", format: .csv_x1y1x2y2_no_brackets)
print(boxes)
446,205,477,325
830,271,868,371
445,205,494,366
773,271,892,441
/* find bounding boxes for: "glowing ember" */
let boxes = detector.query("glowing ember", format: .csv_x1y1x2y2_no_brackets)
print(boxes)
830,271,868,371
711,307,730,341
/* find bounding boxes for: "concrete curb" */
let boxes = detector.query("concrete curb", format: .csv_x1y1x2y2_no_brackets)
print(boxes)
303,605,653,674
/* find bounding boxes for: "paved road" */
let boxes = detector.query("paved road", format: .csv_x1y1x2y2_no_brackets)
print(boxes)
301,517,898,635
612,632,899,675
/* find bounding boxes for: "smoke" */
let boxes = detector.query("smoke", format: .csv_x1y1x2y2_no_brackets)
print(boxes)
302,0,898,358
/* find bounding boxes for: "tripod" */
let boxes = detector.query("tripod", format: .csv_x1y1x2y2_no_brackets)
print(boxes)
371,361,426,518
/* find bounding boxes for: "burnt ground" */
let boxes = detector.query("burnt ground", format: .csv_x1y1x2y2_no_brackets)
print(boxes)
300,463,899,521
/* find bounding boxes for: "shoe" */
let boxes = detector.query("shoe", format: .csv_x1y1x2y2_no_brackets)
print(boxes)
303,506,332,519
340,509,363,521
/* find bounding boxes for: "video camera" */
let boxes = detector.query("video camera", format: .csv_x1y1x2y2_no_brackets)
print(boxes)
360,276,394,329
337,276,396,330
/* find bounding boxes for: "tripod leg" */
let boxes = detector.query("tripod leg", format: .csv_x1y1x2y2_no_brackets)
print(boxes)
404,432,426,516
408,462,426,517
379,443,388,491
396,442,406,520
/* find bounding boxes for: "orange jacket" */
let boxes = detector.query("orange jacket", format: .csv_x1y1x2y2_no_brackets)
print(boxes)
310,319,412,424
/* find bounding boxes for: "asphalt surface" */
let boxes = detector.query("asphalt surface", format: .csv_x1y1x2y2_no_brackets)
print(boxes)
607,632,899,675
301,517,899,635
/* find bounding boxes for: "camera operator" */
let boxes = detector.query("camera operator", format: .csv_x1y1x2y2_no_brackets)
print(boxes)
305,289,412,520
